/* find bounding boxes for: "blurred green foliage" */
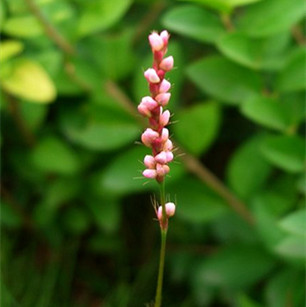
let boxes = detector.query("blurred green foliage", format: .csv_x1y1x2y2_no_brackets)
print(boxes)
1,0,305,306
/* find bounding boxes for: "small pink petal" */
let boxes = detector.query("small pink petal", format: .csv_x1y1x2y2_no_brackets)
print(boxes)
143,169,157,179
155,151,168,164
159,79,171,93
160,56,174,71
148,32,164,51
160,110,170,126
165,202,176,217
144,155,156,168
144,68,160,83
155,93,171,106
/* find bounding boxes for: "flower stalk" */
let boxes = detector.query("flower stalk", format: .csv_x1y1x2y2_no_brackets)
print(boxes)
137,30,176,306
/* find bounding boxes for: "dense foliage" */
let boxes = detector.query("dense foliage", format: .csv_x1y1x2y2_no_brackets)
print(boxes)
1,0,305,306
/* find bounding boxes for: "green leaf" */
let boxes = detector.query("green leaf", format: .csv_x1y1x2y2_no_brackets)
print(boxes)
167,177,228,223
162,5,225,44
227,136,272,199
279,208,306,237
265,269,305,307
60,105,139,152
0,59,56,103
261,135,305,173
194,245,275,289
99,146,185,195
87,198,120,233
178,0,263,13
31,137,81,175
3,0,75,38
0,201,22,229
83,29,136,81
0,0,7,31
78,0,132,37
173,102,221,155
241,96,290,132
19,102,48,131
277,48,306,93
217,32,290,70
236,294,262,307
274,235,305,259
186,56,262,104
237,0,306,37
62,207,91,235
0,40,24,63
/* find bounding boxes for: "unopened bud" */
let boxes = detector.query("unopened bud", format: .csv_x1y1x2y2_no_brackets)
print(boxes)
144,68,160,83
143,169,157,179
155,93,171,106
160,56,174,71
148,32,164,51
141,128,159,147
159,79,171,93
160,110,170,126
144,155,156,169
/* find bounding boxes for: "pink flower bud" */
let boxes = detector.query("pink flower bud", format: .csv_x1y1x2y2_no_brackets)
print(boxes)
141,128,159,147
144,155,156,169
164,139,173,151
165,151,174,163
141,96,158,111
160,30,169,45
155,93,171,106
143,169,157,179
160,56,174,71
165,202,176,217
157,206,163,220
159,79,171,93
148,32,164,51
157,202,176,220
156,163,170,177
160,110,170,126
155,151,168,164
161,128,169,142
138,103,151,117
144,68,160,84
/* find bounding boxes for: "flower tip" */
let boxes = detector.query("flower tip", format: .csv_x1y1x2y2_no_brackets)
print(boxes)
143,169,157,179
148,32,164,51
144,68,160,84
160,56,174,71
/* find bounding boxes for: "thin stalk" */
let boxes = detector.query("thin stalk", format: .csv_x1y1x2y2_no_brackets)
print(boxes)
155,181,168,307
155,229,167,307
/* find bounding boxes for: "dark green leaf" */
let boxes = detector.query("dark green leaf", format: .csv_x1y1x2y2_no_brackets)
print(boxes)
162,5,225,43
31,137,81,175
279,208,306,237
217,32,290,70
227,136,272,199
274,235,305,259
173,102,221,155
237,0,306,37
78,0,132,37
167,177,228,223
194,245,275,289
261,135,305,173
241,96,290,132
186,56,262,104
277,48,306,93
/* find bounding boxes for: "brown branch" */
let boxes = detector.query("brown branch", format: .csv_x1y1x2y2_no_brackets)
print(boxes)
5,94,36,147
221,13,234,32
105,81,254,225
24,0,75,55
291,26,306,46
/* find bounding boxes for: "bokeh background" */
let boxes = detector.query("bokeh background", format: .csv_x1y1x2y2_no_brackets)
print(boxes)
1,0,305,306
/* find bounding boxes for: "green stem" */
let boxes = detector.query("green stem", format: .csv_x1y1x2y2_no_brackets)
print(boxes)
155,228,167,307
155,181,167,307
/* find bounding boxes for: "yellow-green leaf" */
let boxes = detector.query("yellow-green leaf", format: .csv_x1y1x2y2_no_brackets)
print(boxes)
0,40,24,64
1,59,56,103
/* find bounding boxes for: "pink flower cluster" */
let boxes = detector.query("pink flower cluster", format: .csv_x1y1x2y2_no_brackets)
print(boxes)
138,30,174,183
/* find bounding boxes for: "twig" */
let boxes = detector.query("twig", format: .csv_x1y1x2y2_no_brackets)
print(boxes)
221,13,234,32
24,0,75,55
105,81,255,225
291,26,306,46
5,94,36,147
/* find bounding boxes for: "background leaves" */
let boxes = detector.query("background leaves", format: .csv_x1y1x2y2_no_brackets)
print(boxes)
1,0,305,306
